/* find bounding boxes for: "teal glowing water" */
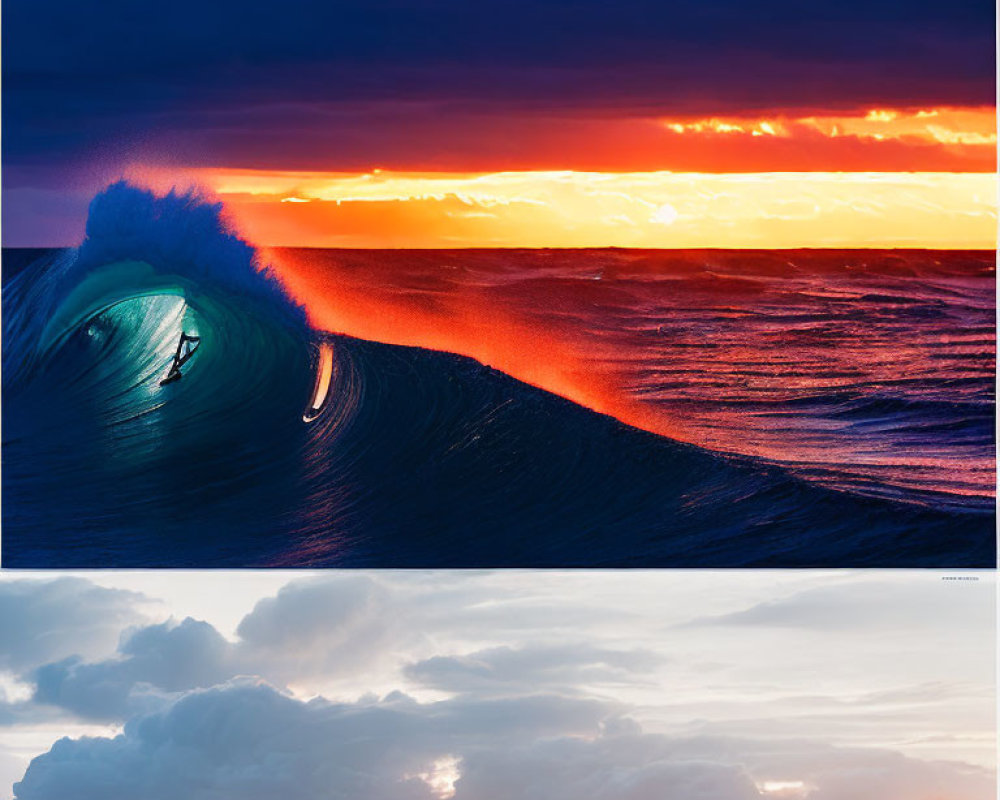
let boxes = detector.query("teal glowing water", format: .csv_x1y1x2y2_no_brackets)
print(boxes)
2,184,994,567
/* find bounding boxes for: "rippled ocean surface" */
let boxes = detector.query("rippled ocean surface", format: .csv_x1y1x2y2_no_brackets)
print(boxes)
3,184,994,567
275,247,996,510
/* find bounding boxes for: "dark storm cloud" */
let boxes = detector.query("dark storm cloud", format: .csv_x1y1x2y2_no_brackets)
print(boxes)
2,0,995,169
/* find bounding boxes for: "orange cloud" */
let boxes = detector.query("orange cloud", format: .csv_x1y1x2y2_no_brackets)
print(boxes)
661,106,997,148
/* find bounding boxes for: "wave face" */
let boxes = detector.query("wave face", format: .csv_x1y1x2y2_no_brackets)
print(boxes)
270,247,997,511
2,184,994,567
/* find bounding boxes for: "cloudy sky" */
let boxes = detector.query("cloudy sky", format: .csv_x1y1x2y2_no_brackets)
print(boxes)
3,0,995,246
0,569,994,799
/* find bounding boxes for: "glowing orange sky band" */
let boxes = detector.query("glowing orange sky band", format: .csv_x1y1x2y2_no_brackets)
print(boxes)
134,168,998,249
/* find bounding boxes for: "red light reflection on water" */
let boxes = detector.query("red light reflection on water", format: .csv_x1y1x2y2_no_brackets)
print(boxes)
266,247,996,507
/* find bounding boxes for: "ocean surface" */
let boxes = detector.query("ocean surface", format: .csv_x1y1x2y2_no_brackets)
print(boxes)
2,184,995,567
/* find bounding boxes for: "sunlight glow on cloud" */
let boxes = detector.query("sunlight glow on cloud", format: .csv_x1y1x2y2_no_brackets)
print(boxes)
405,755,461,799
757,780,811,798
133,167,998,248
661,106,997,147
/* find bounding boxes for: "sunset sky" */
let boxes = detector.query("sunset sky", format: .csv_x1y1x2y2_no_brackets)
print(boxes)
2,0,996,247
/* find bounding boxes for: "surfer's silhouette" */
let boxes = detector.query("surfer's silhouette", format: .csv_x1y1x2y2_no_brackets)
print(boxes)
159,332,201,386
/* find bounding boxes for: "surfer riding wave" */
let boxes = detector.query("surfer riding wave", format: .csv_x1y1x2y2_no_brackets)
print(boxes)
1,182,992,568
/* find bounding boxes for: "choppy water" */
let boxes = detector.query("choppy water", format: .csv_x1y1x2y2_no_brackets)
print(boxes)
2,183,994,567
273,247,996,509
